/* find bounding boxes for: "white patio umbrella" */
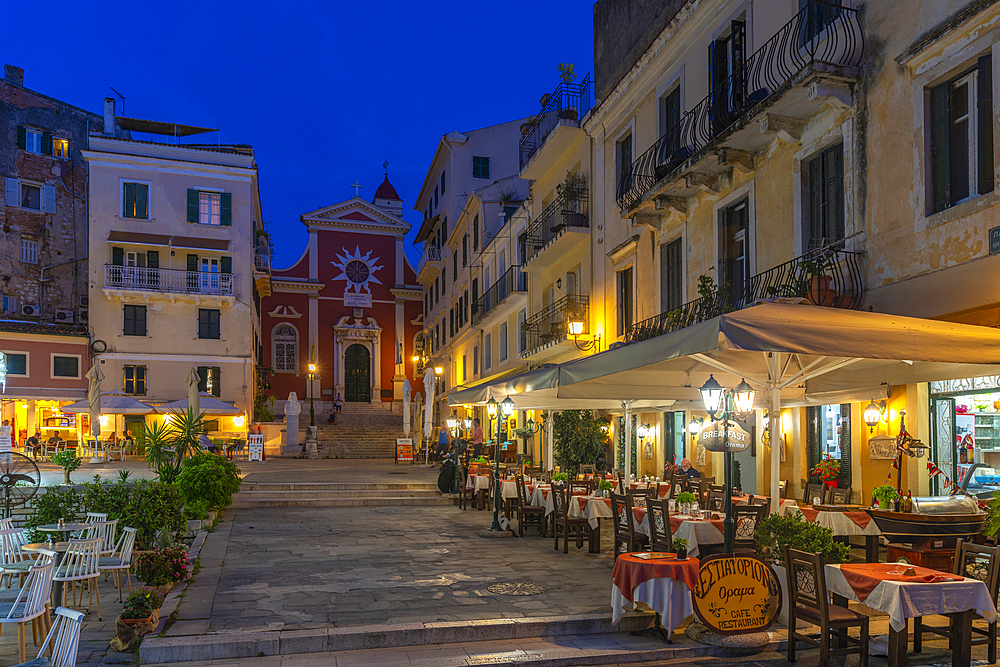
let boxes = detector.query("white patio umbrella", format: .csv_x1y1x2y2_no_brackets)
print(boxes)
85,366,104,437
63,392,156,415
158,393,240,415
423,366,436,439
528,302,1000,511
414,392,424,460
402,378,412,437
185,368,202,416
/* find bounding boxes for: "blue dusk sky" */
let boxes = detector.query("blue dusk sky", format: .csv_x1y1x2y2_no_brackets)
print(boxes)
4,1,594,270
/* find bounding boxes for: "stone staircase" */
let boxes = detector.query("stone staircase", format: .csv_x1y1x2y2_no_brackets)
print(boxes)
314,403,406,458
230,481,453,509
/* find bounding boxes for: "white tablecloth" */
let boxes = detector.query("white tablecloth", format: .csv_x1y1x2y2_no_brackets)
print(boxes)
466,474,491,493
825,564,998,632
499,480,519,500
569,495,613,528
611,576,694,631
671,518,724,557
529,486,554,515
780,507,882,538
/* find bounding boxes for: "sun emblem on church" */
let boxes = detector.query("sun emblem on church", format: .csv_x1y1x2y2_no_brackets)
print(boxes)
331,246,383,294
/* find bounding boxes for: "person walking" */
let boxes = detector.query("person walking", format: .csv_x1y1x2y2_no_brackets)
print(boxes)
471,418,484,458
433,425,452,467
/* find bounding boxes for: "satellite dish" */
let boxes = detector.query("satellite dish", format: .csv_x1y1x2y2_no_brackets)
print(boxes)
0,453,41,519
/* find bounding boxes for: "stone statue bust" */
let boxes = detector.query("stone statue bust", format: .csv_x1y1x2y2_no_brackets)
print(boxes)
285,392,302,416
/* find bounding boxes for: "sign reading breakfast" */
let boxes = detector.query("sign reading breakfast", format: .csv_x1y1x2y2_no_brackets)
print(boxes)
693,555,781,635
698,419,751,452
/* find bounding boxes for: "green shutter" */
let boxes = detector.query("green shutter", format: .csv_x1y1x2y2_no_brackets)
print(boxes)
808,155,823,243
197,366,208,393
112,247,124,266
838,404,852,488
16,126,25,150
220,192,232,226
41,131,52,155
135,184,148,219
978,54,995,196
146,250,159,269
824,146,844,242
221,256,232,274
124,183,135,217
187,189,199,223
212,367,221,397
187,254,198,272
806,406,820,480
930,81,952,213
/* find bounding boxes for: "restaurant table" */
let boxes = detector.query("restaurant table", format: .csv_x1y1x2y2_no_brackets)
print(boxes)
37,522,91,541
734,495,799,513
465,474,492,510
669,515,725,557
782,506,882,562
568,495,614,553
612,552,700,639
528,485,554,515
825,562,997,667
613,481,670,498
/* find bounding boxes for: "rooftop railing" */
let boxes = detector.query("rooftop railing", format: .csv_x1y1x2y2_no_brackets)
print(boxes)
616,1,864,211
519,75,592,170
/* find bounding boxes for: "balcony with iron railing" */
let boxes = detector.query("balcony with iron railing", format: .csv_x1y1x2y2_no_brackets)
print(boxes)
519,75,593,175
617,1,864,213
624,243,863,343
104,265,234,296
471,266,527,327
520,293,589,359
416,244,445,284
254,247,271,273
519,188,589,269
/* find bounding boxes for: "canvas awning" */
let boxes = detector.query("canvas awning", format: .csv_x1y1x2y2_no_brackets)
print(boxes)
482,303,1000,507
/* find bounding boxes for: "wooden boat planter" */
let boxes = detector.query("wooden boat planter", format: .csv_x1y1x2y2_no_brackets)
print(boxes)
865,507,985,543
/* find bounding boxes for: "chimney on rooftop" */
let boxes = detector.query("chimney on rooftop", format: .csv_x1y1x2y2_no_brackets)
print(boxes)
104,97,115,135
4,65,23,87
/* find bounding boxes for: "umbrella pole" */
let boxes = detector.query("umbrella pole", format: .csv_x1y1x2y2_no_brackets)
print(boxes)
769,352,782,515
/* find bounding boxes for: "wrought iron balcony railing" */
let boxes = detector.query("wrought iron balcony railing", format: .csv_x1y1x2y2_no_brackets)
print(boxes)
254,247,270,272
105,264,234,296
472,266,526,326
616,1,864,211
521,293,589,356
519,189,589,267
624,243,862,343
519,75,592,170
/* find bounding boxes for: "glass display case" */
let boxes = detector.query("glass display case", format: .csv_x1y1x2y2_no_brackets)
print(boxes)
964,413,1000,496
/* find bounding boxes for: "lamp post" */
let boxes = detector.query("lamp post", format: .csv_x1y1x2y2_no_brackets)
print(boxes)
486,396,515,532
699,374,756,554
307,363,317,427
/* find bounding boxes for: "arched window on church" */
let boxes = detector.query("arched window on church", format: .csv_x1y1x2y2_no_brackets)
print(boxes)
273,324,298,372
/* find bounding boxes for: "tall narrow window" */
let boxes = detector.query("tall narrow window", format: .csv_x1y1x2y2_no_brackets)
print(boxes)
616,133,633,185
123,182,149,219
473,214,479,251
199,191,222,225
662,87,681,142
807,144,845,247
273,324,298,372
484,333,492,369
197,366,221,397
19,238,38,264
123,365,147,395
660,238,683,314
499,322,508,361
198,309,221,339
123,304,147,336
616,267,634,336
462,234,468,266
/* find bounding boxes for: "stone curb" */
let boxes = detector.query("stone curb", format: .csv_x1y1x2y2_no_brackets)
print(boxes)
139,613,660,663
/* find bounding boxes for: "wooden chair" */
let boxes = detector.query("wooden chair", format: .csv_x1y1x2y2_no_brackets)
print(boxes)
515,476,546,537
456,466,471,510
0,557,54,663
98,526,137,602
551,485,594,553
690,478,713,507
647,498,673,553
803,483,827,506
667,472,686,499
13,606,84,667
568,480,592,497
625,488,650,509
706,485,726,513
914,540,1000,664
733,505,766,554
85,519,118,558
610,492,649,559
579,464,596,478
785,546,869,667
52,538,102,620
829,487,852,505
614,469,626,492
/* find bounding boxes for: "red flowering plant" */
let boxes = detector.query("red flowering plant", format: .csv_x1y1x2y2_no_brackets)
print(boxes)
810,456,841,482
663,455,684,478
134,546,190,587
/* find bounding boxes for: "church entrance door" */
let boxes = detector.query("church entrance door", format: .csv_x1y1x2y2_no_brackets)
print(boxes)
344,344,371,402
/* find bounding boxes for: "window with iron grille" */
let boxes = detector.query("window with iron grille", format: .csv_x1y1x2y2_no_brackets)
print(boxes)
273,324,298,372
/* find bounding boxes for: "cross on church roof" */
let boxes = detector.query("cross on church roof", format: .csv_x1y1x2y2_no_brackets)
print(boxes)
351,180,363,197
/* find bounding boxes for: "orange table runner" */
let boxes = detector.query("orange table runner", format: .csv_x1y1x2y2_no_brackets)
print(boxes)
577,496,613,511
844,511,872,529
797,507,819,522
612,553,700,601
669,515,725,532
839,563,964,602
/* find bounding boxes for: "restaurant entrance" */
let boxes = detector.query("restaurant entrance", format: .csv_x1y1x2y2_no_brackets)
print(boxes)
930,374,1000,497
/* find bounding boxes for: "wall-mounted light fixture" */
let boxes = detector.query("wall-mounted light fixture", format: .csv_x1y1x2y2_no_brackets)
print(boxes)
863,399,887,433
568,318,601,352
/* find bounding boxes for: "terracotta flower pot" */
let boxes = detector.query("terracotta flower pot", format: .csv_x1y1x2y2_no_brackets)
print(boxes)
808,275,836,307
120,615,153,626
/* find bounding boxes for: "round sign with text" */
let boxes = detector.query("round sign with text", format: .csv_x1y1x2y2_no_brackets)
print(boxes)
693,554,781,635
697,419,751,452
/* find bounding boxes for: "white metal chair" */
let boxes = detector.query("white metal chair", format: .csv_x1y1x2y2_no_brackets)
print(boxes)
248,434,264,461
0,528,33,588
12,606,83,667
85,520,117,558
107,438,126,462
0,557,55,662
0,517,13,529
52,538,102,620
98,526,136,602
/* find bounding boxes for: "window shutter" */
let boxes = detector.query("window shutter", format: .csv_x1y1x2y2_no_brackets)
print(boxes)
838,404,852,488
808,155,823,244
187,189,199,223
146,251,159,269
806,406,820,479
731,20,746,108
197,366,209,393
220,192,232,226
43,185,56,213
823,146,844,242
5,178,18,207
139,306,147,336
978,54,995,196
123,183,135,217
41,131,53,155
112,247,124,266
930,81,952,213
135,183,148,219
17,126,25,150
221,256,232,274
212,367,221,396
187,254,198,272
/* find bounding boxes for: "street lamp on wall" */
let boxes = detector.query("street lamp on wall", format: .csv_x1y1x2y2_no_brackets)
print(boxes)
568,319,601,352
864,399,887,433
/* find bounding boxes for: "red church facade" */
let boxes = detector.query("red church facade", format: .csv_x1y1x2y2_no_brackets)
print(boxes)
261,177,424,416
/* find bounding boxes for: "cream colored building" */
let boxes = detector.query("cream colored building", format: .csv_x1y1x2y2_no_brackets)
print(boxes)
83,121,268,434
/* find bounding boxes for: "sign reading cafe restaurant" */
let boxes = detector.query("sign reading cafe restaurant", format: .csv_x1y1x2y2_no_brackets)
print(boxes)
697,419,752,453
693,555,781,635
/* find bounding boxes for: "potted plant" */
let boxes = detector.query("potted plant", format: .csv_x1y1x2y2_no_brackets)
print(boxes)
598,479,613,498
810,456,841,493
672,537,689,560
51,450,82,485
119,587,164,626
676,491,697,514
872,484,899,510
798,251,837,307
134,545,190,593
551,472,569,484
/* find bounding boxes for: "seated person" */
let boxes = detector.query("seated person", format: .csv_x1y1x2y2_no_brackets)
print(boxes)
26,431,42,458
107,431,118,446
199,434,220,454
327,411,337,425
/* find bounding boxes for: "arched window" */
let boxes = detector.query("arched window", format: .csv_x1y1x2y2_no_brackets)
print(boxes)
273,324,298,372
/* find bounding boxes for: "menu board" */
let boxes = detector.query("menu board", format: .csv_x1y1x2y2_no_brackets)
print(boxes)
396,438,413,463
